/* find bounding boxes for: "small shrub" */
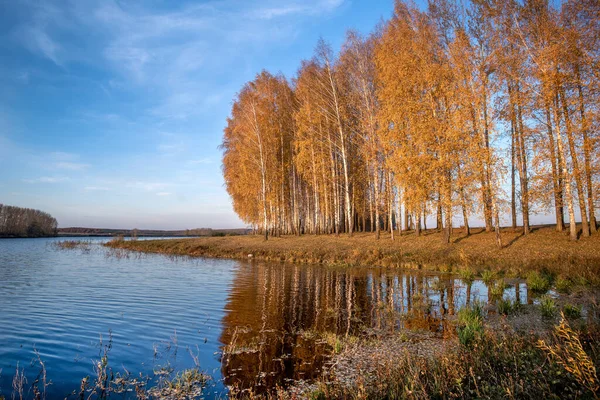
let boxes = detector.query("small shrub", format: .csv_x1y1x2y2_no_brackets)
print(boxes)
540,295,557,318
538,314,599,395
489,279,506,299
563,304,582,319
481,270,495,286
458,268,475,285
457,303,484,348
527,271,551,294
109,235,125,245
555,277,573,294
308,388,327,400
53,240,92,250
497,298,519,316
324,332,343,354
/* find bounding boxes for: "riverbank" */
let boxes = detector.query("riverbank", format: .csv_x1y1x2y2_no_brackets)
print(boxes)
106,225,600,286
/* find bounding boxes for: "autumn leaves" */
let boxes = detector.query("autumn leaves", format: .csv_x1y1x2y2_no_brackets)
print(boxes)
222,0,598,243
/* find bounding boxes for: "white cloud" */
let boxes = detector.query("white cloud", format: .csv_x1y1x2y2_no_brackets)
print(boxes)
85,186,110,191
255,1,345,19
156,192,171,196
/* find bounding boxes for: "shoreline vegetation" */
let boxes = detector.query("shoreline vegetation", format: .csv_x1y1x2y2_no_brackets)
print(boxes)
106,224,600,286
290,309,600,399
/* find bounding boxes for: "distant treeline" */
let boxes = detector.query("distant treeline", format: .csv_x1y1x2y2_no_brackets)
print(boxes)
57,227,250,237
0,204,58,237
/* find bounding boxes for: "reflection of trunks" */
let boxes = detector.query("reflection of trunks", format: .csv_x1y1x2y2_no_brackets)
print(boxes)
218,261,528,394
221,327,328,394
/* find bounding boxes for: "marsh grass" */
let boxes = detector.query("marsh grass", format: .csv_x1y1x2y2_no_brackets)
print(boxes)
458,268,475,285
497,297,520,316
480,270,496,287
456,302,484,348
310,324,600,399
1,330,212,400
489,279,507,299
540,295,557,318
564,303,583,319
528,271,552,294
556,276,574,294
52,240,92,251
538,314,599,395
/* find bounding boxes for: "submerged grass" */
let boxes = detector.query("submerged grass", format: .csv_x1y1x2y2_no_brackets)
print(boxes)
104,226,600,286
564,303,583,319
0,330,211,400
540,295,558,319
52,240,93,250
456,302,485,348
497,297,521,316
527,271,552,294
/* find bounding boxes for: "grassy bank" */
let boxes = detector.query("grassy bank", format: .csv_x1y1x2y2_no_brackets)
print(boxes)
106,225,600,285
297,313,600,399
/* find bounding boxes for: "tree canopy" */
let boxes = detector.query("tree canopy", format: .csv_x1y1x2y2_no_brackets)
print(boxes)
222,0,599,243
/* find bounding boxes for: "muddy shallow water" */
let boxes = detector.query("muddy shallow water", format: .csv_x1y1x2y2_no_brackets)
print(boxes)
0,237,534,398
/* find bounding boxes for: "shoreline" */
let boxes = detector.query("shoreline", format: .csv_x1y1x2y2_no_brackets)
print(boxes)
32,228,600,398
105,225,600,285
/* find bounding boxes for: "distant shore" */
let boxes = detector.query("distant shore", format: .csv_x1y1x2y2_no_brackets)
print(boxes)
58,227,250,237
0,227,251,239
106,225,600,286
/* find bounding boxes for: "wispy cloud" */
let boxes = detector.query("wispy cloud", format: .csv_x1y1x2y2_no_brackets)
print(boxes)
254,1,345,19
16,71,30,84
188,158,212,165
2,0,345,229
129,181,171,192
13,2,70,66
25,28,62,66
9,0,346,125
49,151,79,160
157,142,185,154
85,186,111,191
55,161,90,170
10,0,347,119
24,176,69,184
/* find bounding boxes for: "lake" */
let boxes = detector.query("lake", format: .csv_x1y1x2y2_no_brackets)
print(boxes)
0,237,531,398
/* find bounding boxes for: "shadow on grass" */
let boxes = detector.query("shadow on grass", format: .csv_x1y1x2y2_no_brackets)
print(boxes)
503,232,525,249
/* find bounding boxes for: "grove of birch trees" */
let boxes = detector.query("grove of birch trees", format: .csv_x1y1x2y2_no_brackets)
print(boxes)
0,204,58,237
222,0,599,242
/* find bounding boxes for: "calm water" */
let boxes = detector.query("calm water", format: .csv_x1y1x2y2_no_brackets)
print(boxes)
0,237,530,398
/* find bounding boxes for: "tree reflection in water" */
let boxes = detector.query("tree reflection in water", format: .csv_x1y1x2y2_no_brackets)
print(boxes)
219,261,525,394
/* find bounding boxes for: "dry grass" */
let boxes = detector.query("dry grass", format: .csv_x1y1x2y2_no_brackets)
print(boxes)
303,325,600,399
106,225,600,285
52,240,92,250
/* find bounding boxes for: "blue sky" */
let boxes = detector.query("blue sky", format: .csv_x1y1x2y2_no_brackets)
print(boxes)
0,0,396,229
